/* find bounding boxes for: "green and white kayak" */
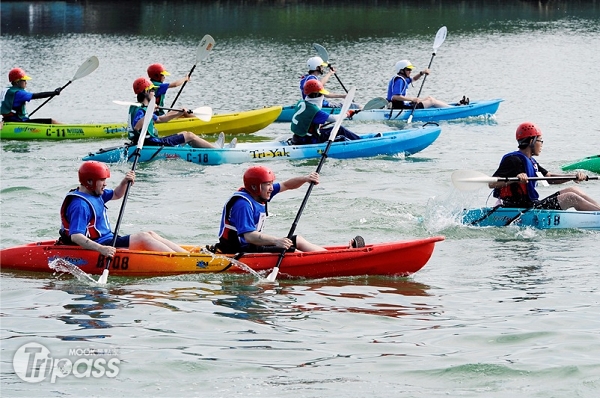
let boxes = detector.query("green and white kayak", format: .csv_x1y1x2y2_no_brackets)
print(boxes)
561,155,600,174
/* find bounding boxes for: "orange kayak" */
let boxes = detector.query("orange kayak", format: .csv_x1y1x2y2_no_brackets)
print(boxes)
0,237,444,279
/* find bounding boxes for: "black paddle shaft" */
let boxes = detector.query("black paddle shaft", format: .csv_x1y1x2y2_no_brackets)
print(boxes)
103,150,142,271
328,63,349,93
169,65,196,109
273,140,334,269
28,80,72,117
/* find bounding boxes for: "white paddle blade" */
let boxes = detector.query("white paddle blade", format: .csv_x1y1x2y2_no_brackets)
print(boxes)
97,268,109,285
451,170,498,191
327,87,356,141
137,100,156,151
433,26,448,51
313,43,329,62
192,106,212,122
113,100,135,107
197,34,215,62
73,56,99,81
266,267,278,282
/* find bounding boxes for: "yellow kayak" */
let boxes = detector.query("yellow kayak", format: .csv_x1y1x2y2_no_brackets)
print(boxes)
0,106,282,140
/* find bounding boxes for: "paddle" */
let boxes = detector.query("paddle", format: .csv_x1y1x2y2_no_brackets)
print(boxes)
406,26,447,123
266,86,357,283
169,34,215,108
321,96,388,126
363,97,388,110
97,99,156,285
451,169,598,192
313,43,349,93
112,100,212,122
29,56,99,117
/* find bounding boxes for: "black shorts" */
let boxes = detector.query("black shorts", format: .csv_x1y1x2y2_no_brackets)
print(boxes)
532,192,561,210
503,192,561,210
390,100,424,110
145,134,186,147
99,235,130,248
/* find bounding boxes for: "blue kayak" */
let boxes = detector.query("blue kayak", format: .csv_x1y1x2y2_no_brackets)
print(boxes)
462,207,600,230
275,99,503,123
82,125,441,165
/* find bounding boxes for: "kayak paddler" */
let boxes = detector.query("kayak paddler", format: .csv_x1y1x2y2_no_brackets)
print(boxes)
488,122,600,211
1,67,62,124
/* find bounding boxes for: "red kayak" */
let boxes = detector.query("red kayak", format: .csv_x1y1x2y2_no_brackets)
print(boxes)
0,237,444,279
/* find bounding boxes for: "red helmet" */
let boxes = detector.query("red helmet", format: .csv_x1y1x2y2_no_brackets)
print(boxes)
243,166,275,196
147,63,170,81
515,122,542,141
303,79,329,96
79,161,110,191
8,68,31,83
133,77,156,94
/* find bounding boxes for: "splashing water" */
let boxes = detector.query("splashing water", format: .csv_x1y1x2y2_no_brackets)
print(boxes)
48,259,99,284
198,248,269,282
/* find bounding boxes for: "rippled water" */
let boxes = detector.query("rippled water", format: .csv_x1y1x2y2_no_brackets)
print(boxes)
2,2,600,397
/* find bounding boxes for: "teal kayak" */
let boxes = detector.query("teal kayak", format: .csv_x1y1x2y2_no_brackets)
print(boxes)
561,155,600,174
462,207,600,230
275,99,503,123
82,125,441,165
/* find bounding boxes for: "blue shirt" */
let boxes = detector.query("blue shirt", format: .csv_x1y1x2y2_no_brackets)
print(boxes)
219,184,282,248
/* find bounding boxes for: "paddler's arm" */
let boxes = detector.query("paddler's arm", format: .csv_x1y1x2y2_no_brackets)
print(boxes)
488,173,529,189
279,172,320,192
242,231,293,250
488,172,529,189
112,171,135,200
168,75,189,88
70,234,116,257
545,171,588,184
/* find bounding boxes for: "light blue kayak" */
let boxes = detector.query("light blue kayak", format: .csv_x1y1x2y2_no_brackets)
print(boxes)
82,125,441,165
275,99,503,123
462,207,600,230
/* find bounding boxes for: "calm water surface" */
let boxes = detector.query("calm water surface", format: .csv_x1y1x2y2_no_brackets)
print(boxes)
1,1,600,397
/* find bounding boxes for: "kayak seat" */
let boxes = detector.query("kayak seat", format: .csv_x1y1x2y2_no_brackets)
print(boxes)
351,235,365,248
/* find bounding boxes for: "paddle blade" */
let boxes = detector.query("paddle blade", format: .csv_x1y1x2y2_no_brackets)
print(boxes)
266,267,279,282
137,100,156,151
97,268,109,285
452,170,501,191
191,106,212,122
433,26,448,51
113,100,135,107
363,97,388,110
73,56,99,81
313,43,329,62
327,87,356,141
197,34,215,63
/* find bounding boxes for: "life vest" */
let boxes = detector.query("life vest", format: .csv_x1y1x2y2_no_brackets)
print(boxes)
127,104,159,143
290,100,320,138
493,151,540,202
217,190,267,254
1,86,27,120
150,79,166,116
59,189,107,241
386,74,411,105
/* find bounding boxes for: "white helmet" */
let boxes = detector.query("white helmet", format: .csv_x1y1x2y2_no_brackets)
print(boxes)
307,56,327,71
394,59,415,74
